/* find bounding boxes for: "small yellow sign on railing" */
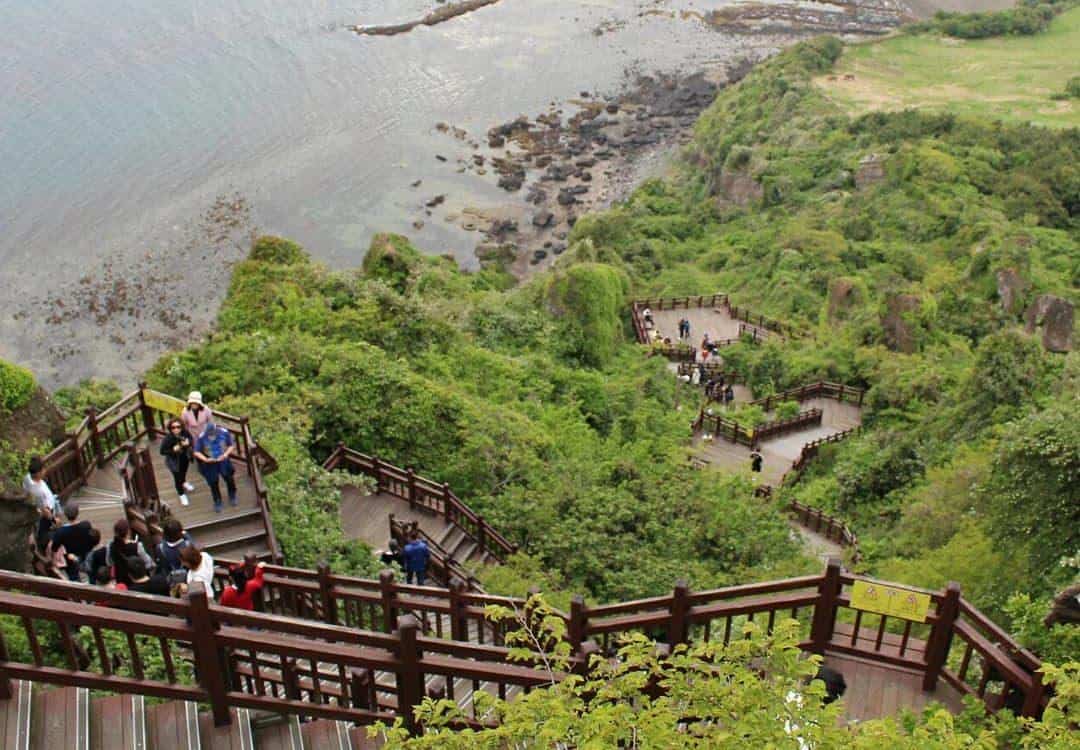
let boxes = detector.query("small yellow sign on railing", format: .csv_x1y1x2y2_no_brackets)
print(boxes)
850,580,932,623
143,389,186,417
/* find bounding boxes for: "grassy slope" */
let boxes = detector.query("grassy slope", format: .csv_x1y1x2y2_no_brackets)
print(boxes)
815,7,1080,128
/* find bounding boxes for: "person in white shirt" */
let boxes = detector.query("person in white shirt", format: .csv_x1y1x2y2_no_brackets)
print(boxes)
179,544,215,594
23,456,60,518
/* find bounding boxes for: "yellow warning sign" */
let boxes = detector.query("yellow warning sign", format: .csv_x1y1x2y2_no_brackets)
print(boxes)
850,580,932,623
143,390,186,417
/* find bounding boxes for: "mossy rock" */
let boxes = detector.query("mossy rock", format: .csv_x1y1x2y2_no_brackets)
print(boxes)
249,236,309,265
546,262,629,368
362,233,424,293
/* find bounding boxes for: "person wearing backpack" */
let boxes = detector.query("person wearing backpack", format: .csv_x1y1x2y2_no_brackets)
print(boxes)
157,518,195,587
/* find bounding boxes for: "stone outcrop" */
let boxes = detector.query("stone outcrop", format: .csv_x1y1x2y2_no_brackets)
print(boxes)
881,293,921,354
996,268,1027,315
855,154,887,190
715,170,763,207
827,278,861,322
1024,294,1074,352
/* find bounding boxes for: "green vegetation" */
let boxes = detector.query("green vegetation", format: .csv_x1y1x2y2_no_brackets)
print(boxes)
909,0,1074,39
147,233,804,600
373,607,1080,748
53,378,123,430
0,358,35,413
817,7,1080,128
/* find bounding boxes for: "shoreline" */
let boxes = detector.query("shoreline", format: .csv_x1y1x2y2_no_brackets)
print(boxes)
5,1,929,388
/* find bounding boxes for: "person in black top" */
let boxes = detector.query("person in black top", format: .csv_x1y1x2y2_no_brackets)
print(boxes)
125,557,171,596
380,539,404,569
50,502,96,581
750,451,764,474
160,418,195,506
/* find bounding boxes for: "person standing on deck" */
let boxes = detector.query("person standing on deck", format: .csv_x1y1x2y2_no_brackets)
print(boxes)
724,384,735,407
403,531,430,586
181,392,212,449
750,450,764,475
642,307,653,329
193,418,237,512
160,418,195,506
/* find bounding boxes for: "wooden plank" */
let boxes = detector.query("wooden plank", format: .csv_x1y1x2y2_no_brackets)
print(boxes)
0,680,31,750
198,707,253,750
255,717,304,750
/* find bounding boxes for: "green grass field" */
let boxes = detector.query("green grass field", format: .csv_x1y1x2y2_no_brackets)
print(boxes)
816,8,1079,128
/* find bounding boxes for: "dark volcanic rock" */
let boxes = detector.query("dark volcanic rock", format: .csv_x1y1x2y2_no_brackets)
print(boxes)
497,173,524,191
1025,294,1074,352
532,211,554,228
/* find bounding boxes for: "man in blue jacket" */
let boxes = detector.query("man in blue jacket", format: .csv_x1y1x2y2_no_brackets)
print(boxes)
403,531,430,586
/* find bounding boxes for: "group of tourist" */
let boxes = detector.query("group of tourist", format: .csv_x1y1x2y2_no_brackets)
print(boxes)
23,467,266,609
381,528,431,585
162,391,239,512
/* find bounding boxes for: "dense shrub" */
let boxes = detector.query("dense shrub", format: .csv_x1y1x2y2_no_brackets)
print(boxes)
0,359,35,412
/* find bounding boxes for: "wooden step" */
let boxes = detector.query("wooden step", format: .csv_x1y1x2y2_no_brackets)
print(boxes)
253,715,304,750
145,700,201,750
435,525,458,549
348,726,385,750
0,680,32,749
454,540,478,563
299,719,354,750
90,693,146,750
30,686,89,750
198,707,254,750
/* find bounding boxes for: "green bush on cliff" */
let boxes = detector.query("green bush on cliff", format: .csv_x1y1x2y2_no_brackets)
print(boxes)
0,359,35,413
545,263,628,368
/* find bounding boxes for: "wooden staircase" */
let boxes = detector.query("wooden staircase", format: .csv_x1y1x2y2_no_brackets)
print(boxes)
2,682,385,750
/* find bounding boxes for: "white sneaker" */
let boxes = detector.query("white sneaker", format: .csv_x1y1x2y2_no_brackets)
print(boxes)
179,493,190,506
183,482,195,492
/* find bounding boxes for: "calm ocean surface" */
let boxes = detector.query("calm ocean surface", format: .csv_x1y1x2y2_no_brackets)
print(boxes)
0,0,775,382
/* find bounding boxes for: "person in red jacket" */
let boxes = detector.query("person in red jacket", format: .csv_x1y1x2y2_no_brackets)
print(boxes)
219,560,266,610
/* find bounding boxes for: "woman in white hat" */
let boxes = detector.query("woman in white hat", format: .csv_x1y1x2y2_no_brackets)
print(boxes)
181,392,212,452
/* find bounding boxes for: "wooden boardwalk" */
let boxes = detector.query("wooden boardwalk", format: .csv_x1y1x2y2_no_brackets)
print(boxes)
823,652,966,723
69,438,272,562
649,305,744,344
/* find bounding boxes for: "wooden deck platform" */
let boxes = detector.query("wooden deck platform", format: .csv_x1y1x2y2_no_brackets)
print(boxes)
67,438,272,562
649,305,744,344
823,652,966,723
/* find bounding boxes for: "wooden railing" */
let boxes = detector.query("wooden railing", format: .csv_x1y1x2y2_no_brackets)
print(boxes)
787,501,860,552
750,381,866,410
694,407,823,447
324,445,516,564
629,294,730,343
0,559,1047,730
37,384,283,563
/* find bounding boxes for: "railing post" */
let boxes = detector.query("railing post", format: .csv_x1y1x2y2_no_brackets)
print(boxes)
86,407,105,468
137,381,155,436
569,595,587,653
810,559,842,654
406,467,418,511
318,562,337,624
70,434,85,480
477,516,488,556
380,569,397,633
395,615,424,735
187,582,232,727
350,668,377,711
0,622,13,699
858,389,865,407
922,582,961,692
371,456,383,493
282,659,301,701
669,581,690,646
1021,668,1045,717
448,578,468,642
441,483,453,524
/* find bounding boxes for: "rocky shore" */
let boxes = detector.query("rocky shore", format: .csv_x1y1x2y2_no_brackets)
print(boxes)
399,0,909,278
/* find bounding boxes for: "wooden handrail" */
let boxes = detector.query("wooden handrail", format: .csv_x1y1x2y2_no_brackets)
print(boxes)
0,560,1046,725
325,444,516,563
750,381,866,410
